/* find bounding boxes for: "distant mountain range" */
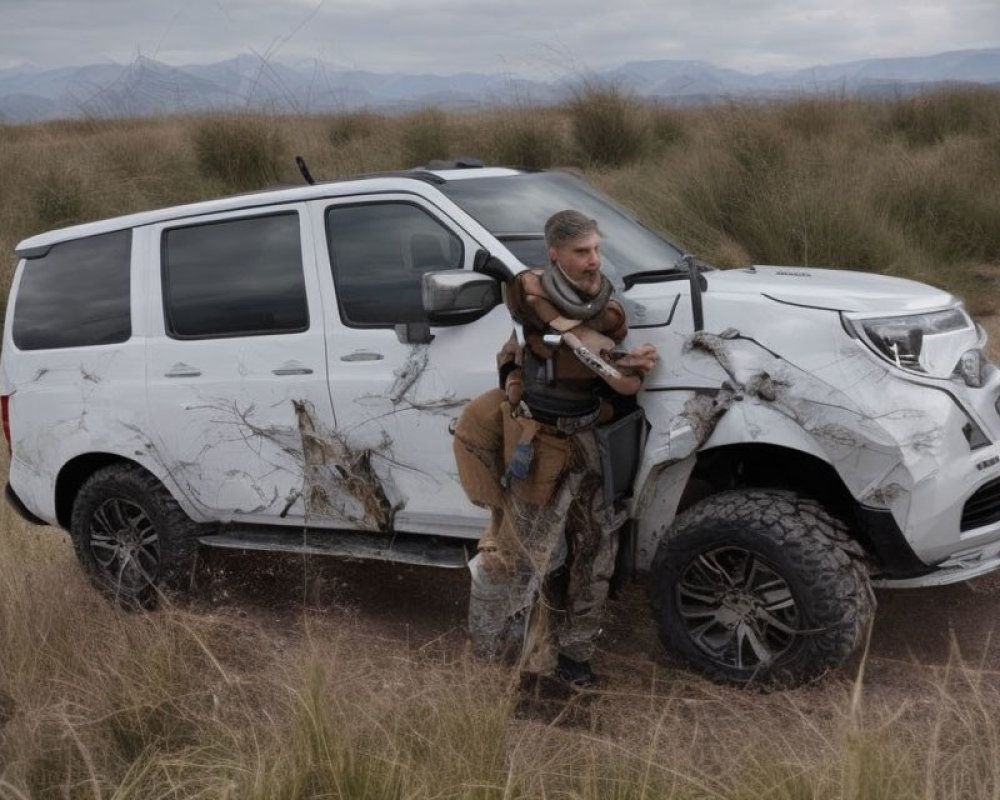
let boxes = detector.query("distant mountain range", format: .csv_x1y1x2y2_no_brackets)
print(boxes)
2,48,999,123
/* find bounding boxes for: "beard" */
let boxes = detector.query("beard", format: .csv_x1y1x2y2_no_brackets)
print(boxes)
556,263,602,298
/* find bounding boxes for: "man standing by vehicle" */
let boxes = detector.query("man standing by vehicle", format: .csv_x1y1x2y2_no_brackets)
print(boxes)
455,210,657,687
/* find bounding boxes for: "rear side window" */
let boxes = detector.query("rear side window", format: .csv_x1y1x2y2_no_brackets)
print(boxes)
162,212,308,338
12,230,132,350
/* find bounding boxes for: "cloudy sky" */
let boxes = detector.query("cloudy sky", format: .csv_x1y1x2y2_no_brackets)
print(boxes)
2,0,998,75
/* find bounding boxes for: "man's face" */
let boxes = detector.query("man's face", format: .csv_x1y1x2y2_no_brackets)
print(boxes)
549,231,602,295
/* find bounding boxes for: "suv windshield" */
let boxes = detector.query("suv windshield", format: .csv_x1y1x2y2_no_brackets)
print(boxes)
439,171,684,284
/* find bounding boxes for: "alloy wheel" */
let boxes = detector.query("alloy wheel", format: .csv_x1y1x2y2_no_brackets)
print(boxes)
88,497,159,592
676,546,799,670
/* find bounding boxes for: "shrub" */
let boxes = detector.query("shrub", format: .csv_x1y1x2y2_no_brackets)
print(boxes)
567,81,650,167
488,108,564,168
400,108,450,167
649,104,687,146
778,95,849,140
881,86,1000,145
880,139,1000,264
30,163,87,228
192,114,286,190
328,110,380,146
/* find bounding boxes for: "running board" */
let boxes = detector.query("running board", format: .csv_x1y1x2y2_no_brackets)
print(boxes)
199,528,471,569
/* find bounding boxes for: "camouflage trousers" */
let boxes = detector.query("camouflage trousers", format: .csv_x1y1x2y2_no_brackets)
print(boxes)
456,392,620,673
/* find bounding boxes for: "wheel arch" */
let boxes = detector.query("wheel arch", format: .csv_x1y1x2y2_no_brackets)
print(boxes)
687,442,854,522
632,439,924,577
54,453,195,530
685,442,925,576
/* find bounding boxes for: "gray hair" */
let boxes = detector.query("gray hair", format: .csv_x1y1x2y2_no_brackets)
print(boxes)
544,209,601,250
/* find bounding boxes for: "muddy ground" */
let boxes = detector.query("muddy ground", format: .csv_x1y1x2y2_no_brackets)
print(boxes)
187,545,1000,702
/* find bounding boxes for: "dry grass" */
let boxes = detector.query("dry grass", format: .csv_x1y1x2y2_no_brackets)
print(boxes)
2,88,999,310
6,502,1000,797
567,81,652,167
400,107,452,167
192,114,289,191
484,106,569,169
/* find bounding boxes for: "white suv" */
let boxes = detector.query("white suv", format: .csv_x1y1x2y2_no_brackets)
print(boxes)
4,166,998,687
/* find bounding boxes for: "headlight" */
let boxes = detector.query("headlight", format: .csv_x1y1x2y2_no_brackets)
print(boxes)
846,308,984,384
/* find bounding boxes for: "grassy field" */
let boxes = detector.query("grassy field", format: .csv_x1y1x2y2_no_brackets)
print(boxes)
7,501,1000,799
2,87,1000,797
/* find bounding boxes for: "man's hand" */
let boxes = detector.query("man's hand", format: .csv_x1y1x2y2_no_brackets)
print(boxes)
497,330,524,405
562,327,657,396
606,343,658,375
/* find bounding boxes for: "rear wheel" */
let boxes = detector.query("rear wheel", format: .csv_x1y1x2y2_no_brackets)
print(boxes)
70,464,203,608
650,489,873,688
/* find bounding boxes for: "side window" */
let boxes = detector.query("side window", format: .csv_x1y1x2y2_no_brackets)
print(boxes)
13,229,131,350
162,212,308,339
327,202,463,327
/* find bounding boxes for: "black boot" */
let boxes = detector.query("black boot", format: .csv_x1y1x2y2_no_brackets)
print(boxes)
555,654,594,687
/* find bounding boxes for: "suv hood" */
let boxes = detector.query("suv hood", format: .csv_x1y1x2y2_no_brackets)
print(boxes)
706,265,956,314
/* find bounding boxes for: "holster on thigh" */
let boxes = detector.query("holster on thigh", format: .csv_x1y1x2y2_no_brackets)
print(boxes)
502,408,573,508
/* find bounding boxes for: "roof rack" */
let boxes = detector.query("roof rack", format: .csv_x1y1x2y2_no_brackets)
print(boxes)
424,158,485,170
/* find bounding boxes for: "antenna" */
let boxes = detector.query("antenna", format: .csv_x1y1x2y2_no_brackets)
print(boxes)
295,155,316,186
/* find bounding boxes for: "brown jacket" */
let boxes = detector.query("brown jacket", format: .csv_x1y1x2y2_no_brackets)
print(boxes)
506,269,628,387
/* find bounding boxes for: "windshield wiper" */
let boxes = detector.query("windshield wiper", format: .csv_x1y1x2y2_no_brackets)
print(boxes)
497,233,544,241
622,255,711,291
621,269,686,290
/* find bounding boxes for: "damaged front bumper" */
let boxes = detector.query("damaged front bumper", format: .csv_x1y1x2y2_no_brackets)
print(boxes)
875,549,1000,588
870,369,1000,588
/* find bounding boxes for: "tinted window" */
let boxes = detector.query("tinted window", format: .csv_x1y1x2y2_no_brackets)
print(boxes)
13,230,131,350
439,172,684,283
327,202,463,326
163,212,308,338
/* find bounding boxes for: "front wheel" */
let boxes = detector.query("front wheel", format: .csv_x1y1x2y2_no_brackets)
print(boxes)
70,464,204,609
650,489,873,688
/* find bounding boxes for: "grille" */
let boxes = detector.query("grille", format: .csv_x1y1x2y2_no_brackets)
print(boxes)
961,475,1000,532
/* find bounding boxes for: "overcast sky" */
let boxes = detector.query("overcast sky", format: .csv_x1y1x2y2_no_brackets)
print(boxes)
2,0,998,75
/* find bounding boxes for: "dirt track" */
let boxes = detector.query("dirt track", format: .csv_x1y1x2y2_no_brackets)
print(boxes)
188,547,1000,695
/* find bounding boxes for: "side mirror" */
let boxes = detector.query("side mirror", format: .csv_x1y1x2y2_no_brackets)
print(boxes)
422,270,501,326
473,248,513,282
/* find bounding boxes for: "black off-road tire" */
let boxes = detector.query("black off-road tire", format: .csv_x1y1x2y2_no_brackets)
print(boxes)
70,463,204,609
649,489,874,688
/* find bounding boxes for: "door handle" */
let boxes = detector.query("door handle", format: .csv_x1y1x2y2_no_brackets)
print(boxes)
164,362,201,378
272,367,313,375
340,351,384,362
272,359,313,375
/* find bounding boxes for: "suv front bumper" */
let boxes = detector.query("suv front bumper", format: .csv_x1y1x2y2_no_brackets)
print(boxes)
875,552,1000,588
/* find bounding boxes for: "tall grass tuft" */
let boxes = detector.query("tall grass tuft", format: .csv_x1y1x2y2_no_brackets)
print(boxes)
30,163,88,229
568,80,651,167
400,108,451,167
328,110,381,147
881,86,1000,146
192,114,287,191
649,104,688,147
487,107,565,169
